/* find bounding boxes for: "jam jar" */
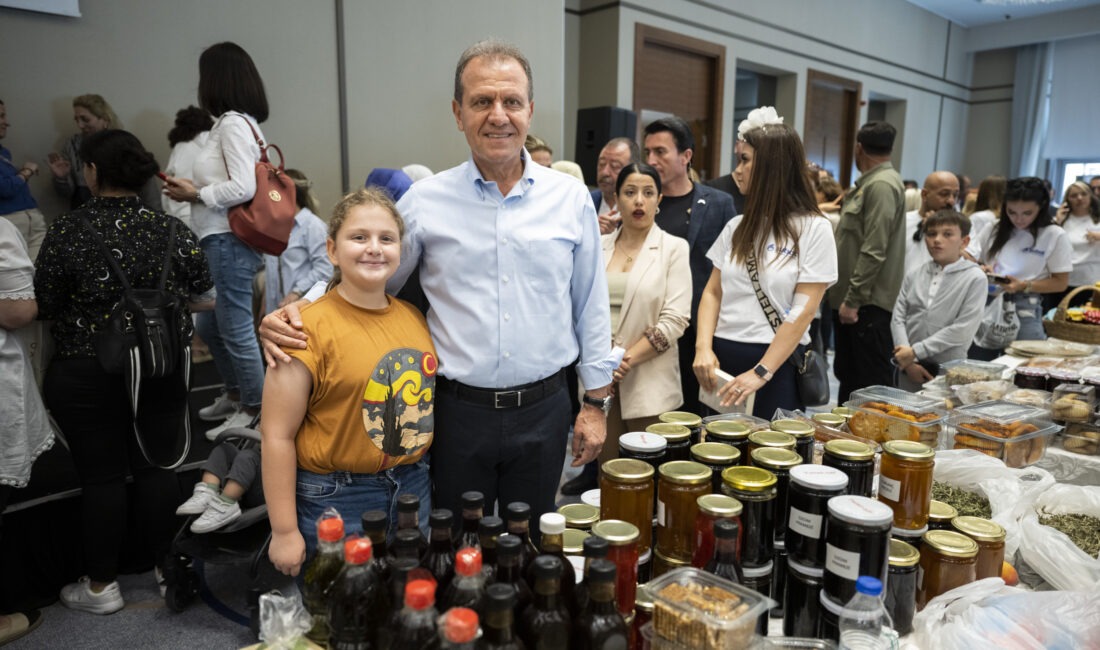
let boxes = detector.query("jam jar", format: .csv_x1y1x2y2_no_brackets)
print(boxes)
655,461,711,561
599,458,654,556
741,561,773,635
822,439,875,498
632,583,654,644
786,464,849,567
690,442,740,493
1013,365,1048,391
832,406,855,421
950,516,1006,580
878,440,935,530
813,412,847,429
928,500,958,531
691,494,743,569
784,556,825,638
645,423,692,462
750,447,802,543
618,431,668,476
772,418,816,465
591,519,640,617
650,546,690,579
659,411,703,444
917,530,978,610
558,503,599,532
721,466,777,568
771,540,788,619
891,525,926,552
703,420,752,464
823,495,893,605
747,430,797,464
885,538,919,636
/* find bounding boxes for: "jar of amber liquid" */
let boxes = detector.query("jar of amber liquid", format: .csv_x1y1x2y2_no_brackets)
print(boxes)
822,439,875,498
772,419,816,465
659,411,702,444
650,547,690,579
917,530,977,610
703,420,752,464
656,461,711,561
558,503,599,532
691,494,743,568
928,500,958,531
878,440,935,530
599,459,654,556
747,430,797,462
750,447,802,544
691,442,740,493
721,466,777,568
591,519,640,617
645,423,692,462
951,516,1006,580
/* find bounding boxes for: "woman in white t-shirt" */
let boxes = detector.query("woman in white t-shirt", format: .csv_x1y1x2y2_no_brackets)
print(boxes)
973,177,1071,357
1051,180,1100,309
967,175,1006,251
693,109,838,417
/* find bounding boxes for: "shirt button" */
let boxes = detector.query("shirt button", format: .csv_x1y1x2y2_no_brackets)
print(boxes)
504,352,511,359
503,276,510,283
504,313,510,321
502,238,508,245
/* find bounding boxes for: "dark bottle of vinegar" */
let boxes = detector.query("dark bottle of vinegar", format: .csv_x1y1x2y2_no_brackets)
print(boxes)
459,491,485,550
328,537,386,650
573,535,609,615
424,509,458,594
519,556,571,650
505,502,539,573
524,514,576,615
478,583,526,650
571,559,628,650
395,493,429,560
302,516,345,646
479,516,505,581
490,535,533,619
704,519,745,584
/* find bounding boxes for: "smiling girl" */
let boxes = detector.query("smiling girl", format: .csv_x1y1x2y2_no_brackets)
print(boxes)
262,188,436,577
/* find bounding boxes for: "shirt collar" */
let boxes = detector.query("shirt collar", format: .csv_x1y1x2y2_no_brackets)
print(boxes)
856,161,894,187
465,149,537,199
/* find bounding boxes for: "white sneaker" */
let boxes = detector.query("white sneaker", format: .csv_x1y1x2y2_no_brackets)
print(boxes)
199,393,239,422
154,566,167,598
190,497,242,533
60,577,125,615
204,410,256,441
176,482,219,516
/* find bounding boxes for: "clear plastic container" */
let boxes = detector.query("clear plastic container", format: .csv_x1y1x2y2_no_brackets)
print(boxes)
648,567,776,650
845,386,946,447
940,359,1008,387
946,400,1060,468
1061,421,1100,455
1052,383,1096,423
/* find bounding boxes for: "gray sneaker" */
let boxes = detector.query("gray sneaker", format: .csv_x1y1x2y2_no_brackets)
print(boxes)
199,393,239,422
60,577,124,615
204,409,255,442
176,482,219,516
190,497,242,534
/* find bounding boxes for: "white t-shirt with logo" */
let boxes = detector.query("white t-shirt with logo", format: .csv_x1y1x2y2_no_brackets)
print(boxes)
1060,215,1100,287
707,214,838,345
977,224,1072,281
904,210,932,278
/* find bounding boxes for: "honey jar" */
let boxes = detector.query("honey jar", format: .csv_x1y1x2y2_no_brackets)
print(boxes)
917,530,978,610
655,461,711,561
878,440,935,530
599,458,654,555
950,516,1006,580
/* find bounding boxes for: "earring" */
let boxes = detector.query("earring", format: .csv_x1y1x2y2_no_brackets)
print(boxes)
656,207,661,214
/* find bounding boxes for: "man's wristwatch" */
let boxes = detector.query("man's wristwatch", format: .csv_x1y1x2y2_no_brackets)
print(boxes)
753,363,774,382
582,394,613,414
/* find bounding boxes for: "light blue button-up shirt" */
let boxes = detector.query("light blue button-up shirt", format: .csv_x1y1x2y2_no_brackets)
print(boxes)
388,155,615,390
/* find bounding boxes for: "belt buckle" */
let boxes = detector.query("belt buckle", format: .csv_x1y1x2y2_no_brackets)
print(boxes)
494,390,522,409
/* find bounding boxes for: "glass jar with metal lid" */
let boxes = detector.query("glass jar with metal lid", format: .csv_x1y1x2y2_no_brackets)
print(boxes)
599,458,654,555
721,466,777,568
832,406,854,421
771,540,787,619
691,442,740,493
823,495,893,605
750,447,802,544
691,494,743,568
741,561,773,635
632,583,654,644
886,538,920,636
771,419,816,464
1013,365,1048,391
591,519,640,616
784,556,825,638
747,430,797,462
563,528,589,556
650,546,691,579
703,420,752,464
822,439,875,497
917,530,978,610
656,461,711,561
928,500,957,531
559,503,600,532
878,440,935,530
891,525,926,551
659,410,703,444
951,516,1006,580
645,423,692,461
786,464,849,566
618,431,668,470
813,412,847,429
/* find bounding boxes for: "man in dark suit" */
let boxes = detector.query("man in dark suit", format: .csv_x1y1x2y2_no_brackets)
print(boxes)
589,137,640,234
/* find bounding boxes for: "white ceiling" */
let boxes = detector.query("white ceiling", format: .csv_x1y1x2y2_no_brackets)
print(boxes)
905,0,1100,27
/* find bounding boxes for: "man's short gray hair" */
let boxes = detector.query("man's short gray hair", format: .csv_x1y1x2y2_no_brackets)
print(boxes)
453,39,534,104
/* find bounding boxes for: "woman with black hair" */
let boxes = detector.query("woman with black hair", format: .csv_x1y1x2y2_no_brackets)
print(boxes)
161,105,215,229
35,129,213,614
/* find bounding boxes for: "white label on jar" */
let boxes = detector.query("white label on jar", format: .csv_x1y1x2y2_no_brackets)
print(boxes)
826,543,861,581
878,475,901,502
657,500,666,527
789,507,823,538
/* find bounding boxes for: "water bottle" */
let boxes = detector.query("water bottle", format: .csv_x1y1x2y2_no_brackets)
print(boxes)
838,576,898,650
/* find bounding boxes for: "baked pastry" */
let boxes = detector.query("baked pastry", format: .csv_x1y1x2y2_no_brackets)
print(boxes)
1063,423,1100,455
653,580,753,650
1053,394,1092,422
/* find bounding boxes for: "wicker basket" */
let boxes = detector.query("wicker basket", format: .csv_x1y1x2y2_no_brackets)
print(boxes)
1043,285,1100,344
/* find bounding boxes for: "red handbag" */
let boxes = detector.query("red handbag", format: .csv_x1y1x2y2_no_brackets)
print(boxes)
224,118,297,255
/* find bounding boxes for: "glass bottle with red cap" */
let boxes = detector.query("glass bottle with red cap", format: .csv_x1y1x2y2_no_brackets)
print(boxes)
302,511,345,646
442,547,487,615
438,606,481,649
393,578,440,648
328,536,386,650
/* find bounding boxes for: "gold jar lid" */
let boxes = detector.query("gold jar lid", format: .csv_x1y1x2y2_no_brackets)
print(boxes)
922,530,979,558
889,539,921,567
652,546,691,566
748,430,797,449
657,460,712,485
691,442,740,465
591,519,640,545
721,466,777,491
772,419,814,438
751,447,803,470
697,493,743,518
635,583,654,612
659,411,702,428
928,500,958,523
601,458,654,483
883,440,935,461
951,516,1006,542
704,420,751,441
832,406,855,419
562,529,589,554
645,423,691,442
813,413,847,428
558,503,600,528
823,439,875,461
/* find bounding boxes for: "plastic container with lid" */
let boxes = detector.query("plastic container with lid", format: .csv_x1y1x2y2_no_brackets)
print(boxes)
823,495,893,606
750,448,802,544
821,439,876,498
940,359,1008,387
878,440,935,530
721,466,777,568
950,516,1005,580
947,400,1060,468
771,419,816,464
927,500,958,531
1052,383,1096,423
649,567,776,650
1062,420,1100,456
845,385,946,446
784,556,825,639
646,423,692,462
1013,365,1049,390
600,458,654,555
656,461,712,561
885,539,919,636
702,411,771,431
702,420,753,465
786,464,849,566
558,503,599,531
660,411,703,444
591,519,640,617
692,494,743,569
917,530,977,610
691,442,740,493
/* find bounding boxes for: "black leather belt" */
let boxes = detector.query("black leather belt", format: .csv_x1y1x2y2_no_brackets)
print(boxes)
438,368,566,409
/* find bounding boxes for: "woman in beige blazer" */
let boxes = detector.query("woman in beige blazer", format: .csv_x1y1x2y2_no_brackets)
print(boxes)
600,163,691,462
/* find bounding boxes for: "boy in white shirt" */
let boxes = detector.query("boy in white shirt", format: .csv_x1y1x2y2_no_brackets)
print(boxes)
891,210,988,391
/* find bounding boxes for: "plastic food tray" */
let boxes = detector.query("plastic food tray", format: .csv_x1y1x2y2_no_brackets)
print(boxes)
1052,383,1096,423
1060,421,1100,456
844,385,946,446
946,400,1061,468
940,359,1008,387
648,567,774,650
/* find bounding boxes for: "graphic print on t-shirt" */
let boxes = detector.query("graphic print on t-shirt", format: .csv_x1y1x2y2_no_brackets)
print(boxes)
361,347,436,463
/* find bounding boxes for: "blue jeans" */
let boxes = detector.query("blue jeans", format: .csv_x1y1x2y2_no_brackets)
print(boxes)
1010,292,1046,341
295,459,431,558
197,233,264,408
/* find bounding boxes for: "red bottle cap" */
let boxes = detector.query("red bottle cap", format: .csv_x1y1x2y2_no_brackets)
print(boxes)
405,579,436,609
343,536,373,564
454,547,483,577
443,607,479,643
317,517,345,543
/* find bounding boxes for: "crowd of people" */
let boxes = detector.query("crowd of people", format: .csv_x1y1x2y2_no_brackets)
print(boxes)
2,36,1099,644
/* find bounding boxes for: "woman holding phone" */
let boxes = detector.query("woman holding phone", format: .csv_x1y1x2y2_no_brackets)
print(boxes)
1049,180,1100,309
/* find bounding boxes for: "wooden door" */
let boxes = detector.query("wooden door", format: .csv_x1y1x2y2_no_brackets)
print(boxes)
803,70,861,187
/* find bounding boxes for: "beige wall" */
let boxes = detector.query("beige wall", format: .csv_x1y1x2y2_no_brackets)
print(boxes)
963,48,1016,181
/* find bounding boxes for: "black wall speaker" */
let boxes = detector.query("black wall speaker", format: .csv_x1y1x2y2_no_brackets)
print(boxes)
574,106,637,187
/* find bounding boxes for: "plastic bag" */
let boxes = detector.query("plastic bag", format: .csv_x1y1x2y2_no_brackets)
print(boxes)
911,578,1100,650
953,380,1013,405
974,292,1020,350
1017,483,1100,591
255,591,314,649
